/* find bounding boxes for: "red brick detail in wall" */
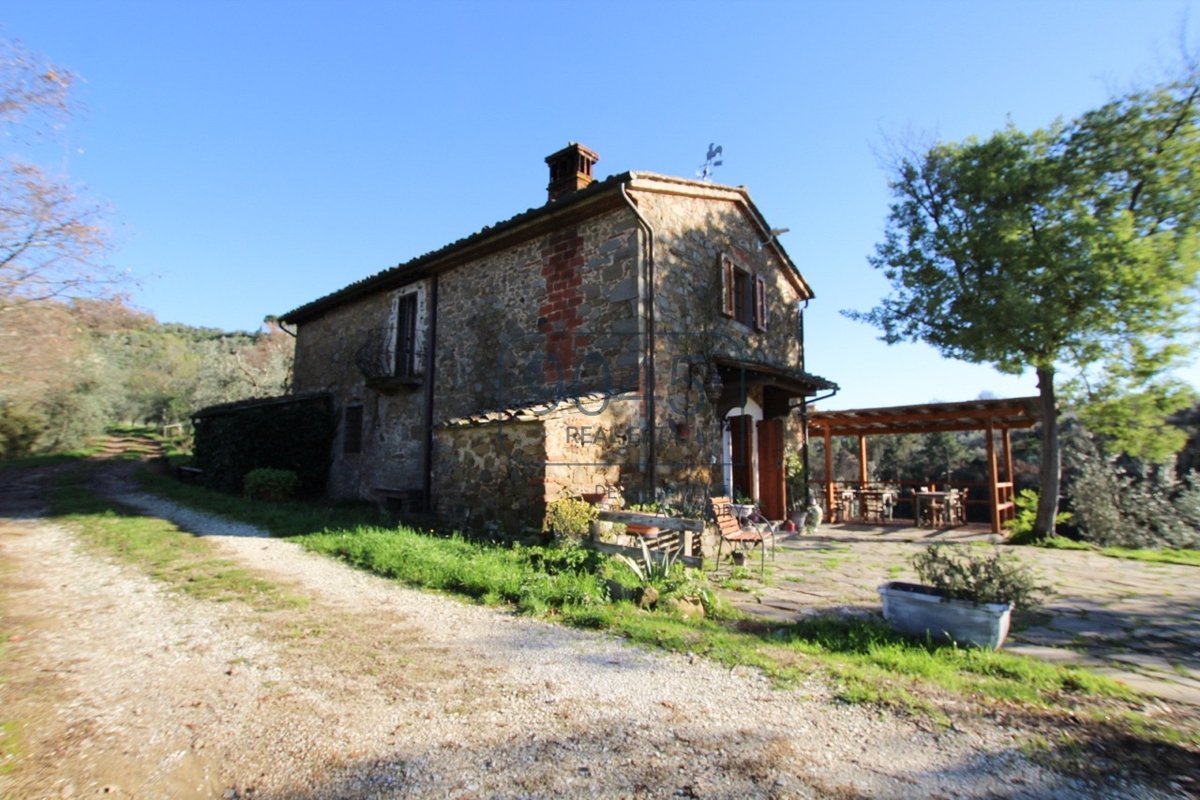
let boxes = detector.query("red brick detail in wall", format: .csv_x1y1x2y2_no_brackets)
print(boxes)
538,227,590,383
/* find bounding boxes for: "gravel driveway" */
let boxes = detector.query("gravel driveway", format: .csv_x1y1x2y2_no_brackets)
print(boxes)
0,463,1168,798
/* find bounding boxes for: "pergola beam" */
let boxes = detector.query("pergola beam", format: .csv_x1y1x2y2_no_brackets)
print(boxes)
809,420,1037,437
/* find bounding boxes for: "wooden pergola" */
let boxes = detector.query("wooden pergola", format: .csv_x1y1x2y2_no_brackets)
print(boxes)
806,397,1041,533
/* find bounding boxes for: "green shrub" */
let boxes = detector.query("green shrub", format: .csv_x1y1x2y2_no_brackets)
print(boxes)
521,543,601,574
39,386,109,453
912,543,1049,609
542,497,598,544
243,468,300,501
610,539,720,616
1005,489,1072,545
0,401,45,459
1063,423,1200,549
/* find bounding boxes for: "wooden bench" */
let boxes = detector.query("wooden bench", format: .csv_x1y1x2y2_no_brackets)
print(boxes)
593,510,704,567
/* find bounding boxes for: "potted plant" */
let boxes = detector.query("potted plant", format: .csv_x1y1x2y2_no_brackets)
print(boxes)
624,501,674,537
878,543,1048,649
730,493,756,520
804,500,823,532
542,497,599,545
611,539,713,619
784,453,807,530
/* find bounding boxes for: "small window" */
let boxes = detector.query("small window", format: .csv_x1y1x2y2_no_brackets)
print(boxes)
720,255,766,330
343,404,364,455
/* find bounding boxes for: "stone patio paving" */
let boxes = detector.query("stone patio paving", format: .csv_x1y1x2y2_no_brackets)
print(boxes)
716,523,1200,708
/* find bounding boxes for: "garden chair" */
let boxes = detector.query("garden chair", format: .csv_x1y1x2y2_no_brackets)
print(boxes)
947,488,967,526
710,496,776,577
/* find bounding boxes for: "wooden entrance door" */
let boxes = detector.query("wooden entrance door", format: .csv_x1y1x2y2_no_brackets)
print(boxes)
729,415,753,501
757,418,785,520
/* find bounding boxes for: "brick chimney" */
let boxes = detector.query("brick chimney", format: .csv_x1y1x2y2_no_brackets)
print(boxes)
545,142,599,202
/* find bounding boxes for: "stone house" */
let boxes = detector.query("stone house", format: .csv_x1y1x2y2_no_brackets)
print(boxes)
280,143,836,533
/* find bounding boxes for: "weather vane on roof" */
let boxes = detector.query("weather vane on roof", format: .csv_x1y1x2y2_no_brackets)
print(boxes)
698,143,723,181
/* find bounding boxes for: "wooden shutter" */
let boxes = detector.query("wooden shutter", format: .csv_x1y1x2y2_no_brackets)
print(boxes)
721,256,735,317
754,275,768,331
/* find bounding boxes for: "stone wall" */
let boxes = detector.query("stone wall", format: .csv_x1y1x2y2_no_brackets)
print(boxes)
541,392,645,504
433,208,642,423
627,185,813,508
635,188,807,377
432,418,546,534
290,206,643,506
291,287,429,499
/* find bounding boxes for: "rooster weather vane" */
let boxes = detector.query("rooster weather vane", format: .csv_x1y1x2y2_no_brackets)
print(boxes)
698,143,723,181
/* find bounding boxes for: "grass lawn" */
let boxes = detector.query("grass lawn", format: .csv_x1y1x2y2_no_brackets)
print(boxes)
1034,535,1200,567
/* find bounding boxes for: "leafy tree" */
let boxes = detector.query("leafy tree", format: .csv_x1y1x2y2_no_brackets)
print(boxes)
915,430,969,485
851,71,1200,538
875,433,922,483
1,39,119,312
1063,339,1198,461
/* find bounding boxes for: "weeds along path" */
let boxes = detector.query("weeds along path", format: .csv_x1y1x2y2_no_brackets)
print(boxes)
0,461,1142,799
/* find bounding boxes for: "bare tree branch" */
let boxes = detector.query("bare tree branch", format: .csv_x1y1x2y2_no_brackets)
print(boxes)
0,39,123,312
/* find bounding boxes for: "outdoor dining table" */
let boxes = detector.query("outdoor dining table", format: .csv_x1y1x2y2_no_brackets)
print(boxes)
857,489,896,523
912,491,949,527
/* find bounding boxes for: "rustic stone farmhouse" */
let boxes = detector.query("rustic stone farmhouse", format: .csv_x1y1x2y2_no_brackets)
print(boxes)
278,143,837,532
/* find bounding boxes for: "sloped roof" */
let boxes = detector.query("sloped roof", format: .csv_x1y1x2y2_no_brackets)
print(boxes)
191,391,332,420
714,356,838,396
280,171,807,324
436,391,627,429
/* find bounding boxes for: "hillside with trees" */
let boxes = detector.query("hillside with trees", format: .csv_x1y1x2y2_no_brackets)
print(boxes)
0,297,293,457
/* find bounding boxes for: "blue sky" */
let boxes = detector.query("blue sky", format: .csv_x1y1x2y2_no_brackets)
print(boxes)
4,0,1198,409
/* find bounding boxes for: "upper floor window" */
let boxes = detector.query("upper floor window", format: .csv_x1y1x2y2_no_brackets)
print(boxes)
354,282,426,387
393,291,419,378
721,256,768,332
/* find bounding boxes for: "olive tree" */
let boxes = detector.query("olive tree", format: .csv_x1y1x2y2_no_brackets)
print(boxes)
850,72,1200,538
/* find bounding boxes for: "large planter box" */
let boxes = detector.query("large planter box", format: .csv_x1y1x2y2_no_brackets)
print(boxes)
877,581,1012,650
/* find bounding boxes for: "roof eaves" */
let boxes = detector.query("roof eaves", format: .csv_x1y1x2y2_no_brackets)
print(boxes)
436,390,623,429
191,391,332,420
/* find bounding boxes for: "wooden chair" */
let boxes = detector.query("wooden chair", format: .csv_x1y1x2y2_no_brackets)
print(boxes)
914,487,940,527
948,488,967,526
710,496,775,576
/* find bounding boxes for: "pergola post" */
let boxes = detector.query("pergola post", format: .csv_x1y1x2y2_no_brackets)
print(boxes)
986,417,1000,533
1003,427,1014,485
857,435,869,489
824,427,834,520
